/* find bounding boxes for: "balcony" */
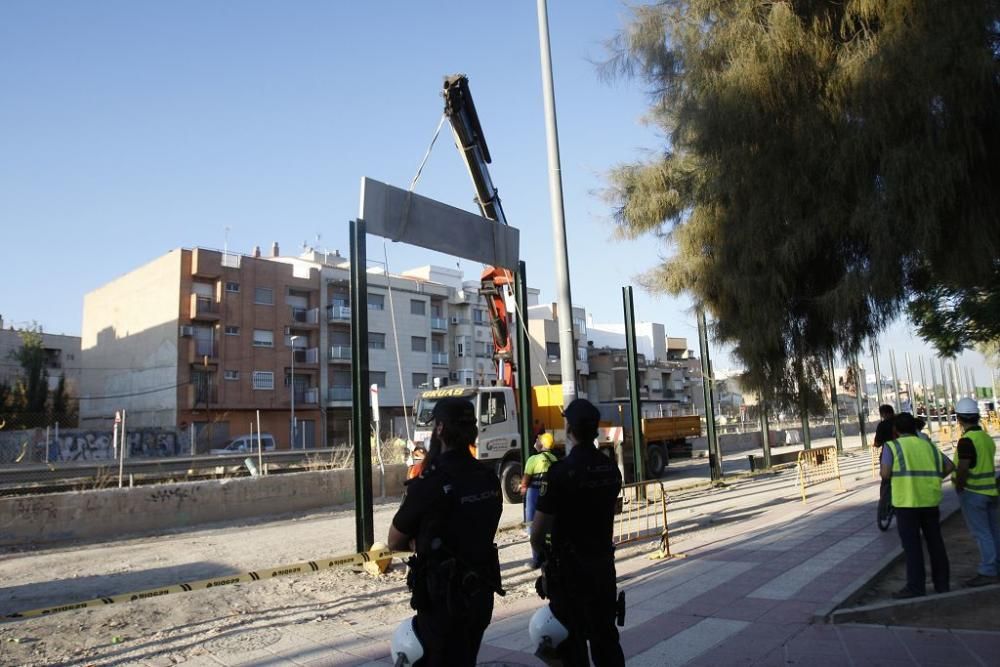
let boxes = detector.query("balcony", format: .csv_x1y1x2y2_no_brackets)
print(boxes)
297,387,319,405
327,304,351,322
329,345,352,362
190,384,218,406
291,306,320,326
431,317,448,331
328,386,352,402
190,294,220,321
190,339,218,364
293,347,320,365
432,352,449,366
191,248,221,278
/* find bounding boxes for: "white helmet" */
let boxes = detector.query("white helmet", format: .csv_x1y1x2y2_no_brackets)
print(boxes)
390,617,423,666
956,397,980,417
529,605,569,660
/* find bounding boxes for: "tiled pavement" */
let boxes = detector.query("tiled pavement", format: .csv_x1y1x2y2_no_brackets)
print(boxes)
195,448,1000,666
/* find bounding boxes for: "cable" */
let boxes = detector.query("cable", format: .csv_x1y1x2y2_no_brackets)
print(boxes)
409,114,447,192
382,242,412,443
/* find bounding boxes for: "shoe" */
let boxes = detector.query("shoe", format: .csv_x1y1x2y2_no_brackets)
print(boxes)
892,588,925,600
965,574,999,588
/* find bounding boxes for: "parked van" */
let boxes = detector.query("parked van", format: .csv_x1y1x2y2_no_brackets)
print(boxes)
210,434,277,454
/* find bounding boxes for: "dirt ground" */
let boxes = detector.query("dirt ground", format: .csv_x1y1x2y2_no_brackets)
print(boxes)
846,505,1000,630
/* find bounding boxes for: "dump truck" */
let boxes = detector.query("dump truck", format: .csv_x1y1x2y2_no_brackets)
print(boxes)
596,403,702,479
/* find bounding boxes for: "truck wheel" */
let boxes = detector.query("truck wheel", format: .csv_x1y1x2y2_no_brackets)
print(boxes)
500,460,523,504
647,445,667,478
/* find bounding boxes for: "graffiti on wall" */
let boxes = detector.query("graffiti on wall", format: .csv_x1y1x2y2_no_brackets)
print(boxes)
0,428,191,463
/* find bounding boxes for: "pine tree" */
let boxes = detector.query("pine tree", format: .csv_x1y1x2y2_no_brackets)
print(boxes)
602,1,1000,397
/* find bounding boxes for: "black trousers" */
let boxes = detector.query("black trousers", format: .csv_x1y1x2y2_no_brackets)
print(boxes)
895,506,950,594
549,557,625,667
414,591,493,667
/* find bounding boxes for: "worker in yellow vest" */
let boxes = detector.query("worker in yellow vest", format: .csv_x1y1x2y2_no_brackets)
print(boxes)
953,397,1000,587
880,412,955,598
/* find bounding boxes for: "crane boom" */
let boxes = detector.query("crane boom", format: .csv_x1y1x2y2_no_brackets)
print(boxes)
442,74,516,388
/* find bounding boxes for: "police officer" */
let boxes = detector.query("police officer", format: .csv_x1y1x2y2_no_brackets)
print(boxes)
952,397,999,587
530,398,625,667
388,397,503,666
880,412,955,598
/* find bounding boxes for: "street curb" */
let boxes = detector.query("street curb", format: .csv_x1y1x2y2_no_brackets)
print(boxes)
812,503,962,624
828,582,1000,626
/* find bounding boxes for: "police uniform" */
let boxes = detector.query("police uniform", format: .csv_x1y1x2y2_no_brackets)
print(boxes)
536,440,625,666
391,447,503,666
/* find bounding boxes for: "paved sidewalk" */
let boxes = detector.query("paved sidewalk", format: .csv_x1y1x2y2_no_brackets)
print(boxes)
191,444,1000,666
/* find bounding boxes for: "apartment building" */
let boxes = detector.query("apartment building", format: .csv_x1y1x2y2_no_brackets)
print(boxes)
585,320,701,414
0,316,82,395
527,302,591,398
81,247,323,450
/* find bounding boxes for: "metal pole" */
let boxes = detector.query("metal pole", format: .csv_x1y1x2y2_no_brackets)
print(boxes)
904,353,915,414
889,349,901,413
514,261,534,522
760,399,772,468
536,0,577,409
992,367,999,411
624,287,644,484
828,351,843,455
256,409,263,475
950,362,962,409
854,356,868,450
118,409,126,489
870,342,884,407
796,356,811,451
45,426,50,464
967,367,977,398
939,357,952,425
349,219,374,552
190,422,195,456
918,356,930,429
697,309,721,480
290,344,296,450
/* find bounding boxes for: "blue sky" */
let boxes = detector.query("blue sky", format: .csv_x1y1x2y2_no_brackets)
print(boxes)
0,1,993,387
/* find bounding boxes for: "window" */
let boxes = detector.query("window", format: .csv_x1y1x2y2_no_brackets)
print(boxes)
254,287,274,305
473,308,487,324
410,299,426,316
224,370,240,381
252,371,274,390
411,336,427,353
369,371,386,388
369,332,386,350
412,372,428,388
367,292,385,311
479,392,507,425
253,329,274,347
224,326,240,336
546,342,560,360
225,281,240,293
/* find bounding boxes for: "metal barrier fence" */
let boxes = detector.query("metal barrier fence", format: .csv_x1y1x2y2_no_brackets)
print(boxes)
870,445,880,480
797,446,844,502
613,479,675,557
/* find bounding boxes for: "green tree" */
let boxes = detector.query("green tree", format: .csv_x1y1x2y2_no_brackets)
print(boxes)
9,327,49,427
602,1,1000,397
49,376,69,427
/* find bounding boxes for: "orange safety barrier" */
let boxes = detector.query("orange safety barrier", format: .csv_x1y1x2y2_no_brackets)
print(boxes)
797,446,845,502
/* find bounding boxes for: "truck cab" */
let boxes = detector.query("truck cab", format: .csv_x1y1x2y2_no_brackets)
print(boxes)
412,386,524,502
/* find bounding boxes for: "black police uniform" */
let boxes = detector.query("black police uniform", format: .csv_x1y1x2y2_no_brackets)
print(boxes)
392,448,503,666
536,441,625,667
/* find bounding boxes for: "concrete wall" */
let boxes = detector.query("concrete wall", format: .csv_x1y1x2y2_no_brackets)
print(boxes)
0,465,409,547
688,421,880,454
0,426,189,463
81,250,184,427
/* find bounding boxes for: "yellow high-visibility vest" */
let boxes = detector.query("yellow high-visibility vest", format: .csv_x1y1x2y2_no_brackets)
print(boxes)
889,436,944,508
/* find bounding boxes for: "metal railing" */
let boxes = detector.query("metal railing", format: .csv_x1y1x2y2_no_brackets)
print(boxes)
293,347,320,364
291,307,319,324
431,352,449,365
327,305,351,321
192,295,219,318
302,388,319,404
431,317,448,331
328,386,351,402
329,345,351,360
613,479,673,556
797,446,844,502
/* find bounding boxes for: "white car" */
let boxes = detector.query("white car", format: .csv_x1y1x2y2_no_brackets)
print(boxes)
210,434,276,455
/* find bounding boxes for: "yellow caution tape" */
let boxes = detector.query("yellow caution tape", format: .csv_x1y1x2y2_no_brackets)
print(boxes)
3,547,403,622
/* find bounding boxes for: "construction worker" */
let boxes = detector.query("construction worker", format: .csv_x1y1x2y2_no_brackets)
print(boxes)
388,397,503,666
880,412,955,598
953,397,1000,587
530,398,625,666
522,431,558,568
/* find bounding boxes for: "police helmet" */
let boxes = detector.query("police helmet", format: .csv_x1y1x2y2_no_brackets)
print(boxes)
956,397,980,417
529,605,569,659
390,616,423,666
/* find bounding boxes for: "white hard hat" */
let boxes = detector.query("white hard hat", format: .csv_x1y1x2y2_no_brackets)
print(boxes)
390,617,423,666
956,397,980,417
529,606,569,656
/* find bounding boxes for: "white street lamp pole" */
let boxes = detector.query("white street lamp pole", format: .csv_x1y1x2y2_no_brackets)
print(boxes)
290,334,302,449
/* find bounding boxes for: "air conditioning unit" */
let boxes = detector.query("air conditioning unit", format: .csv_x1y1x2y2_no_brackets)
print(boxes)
179,325,194,337
450,316,460,324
